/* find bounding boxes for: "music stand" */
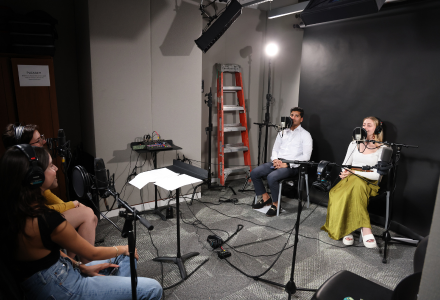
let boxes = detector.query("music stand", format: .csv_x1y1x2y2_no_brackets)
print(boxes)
132,140,182,220
152,162,208,279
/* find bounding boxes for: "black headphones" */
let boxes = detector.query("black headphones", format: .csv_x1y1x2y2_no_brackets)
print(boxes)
312,160,332,192
207,234,224,249
374,117,383,135
13,124,25,145
15,144,45,188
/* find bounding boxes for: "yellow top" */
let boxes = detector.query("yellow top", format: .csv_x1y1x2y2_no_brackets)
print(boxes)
43,190,75,213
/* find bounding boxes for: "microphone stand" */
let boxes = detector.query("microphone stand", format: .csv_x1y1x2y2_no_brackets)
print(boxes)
109,189,154,300
60,144,71,202
378,141,419,263
255,161,317,298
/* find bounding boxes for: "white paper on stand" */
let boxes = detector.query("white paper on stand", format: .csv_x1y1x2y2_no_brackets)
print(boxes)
154,174,203,191
129,168,179,189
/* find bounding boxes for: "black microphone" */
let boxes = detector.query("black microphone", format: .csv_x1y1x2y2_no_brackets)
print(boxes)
280,117,292,137
57,129,66,161
94,158,111,209
376,147,393,175
362,147,393,175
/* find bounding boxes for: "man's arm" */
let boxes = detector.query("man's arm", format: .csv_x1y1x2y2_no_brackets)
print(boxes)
270,134,282,162
299,132,313,162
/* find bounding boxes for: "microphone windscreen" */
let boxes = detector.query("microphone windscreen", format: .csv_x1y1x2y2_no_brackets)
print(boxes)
380,147,393,163
352,127,367,142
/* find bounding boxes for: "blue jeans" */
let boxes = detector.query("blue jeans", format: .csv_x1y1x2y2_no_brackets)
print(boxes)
250,162,299,204
21,256,162,300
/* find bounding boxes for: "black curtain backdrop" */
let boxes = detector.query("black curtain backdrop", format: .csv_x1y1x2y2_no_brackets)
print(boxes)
299,0,440,237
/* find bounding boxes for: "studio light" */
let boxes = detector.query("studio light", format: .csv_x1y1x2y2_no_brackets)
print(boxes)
265,43,278,57
195,0,243,53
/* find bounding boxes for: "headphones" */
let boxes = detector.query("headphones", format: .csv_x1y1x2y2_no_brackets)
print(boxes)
15,144,45,188
207,234,224,249
374,117,383,135
312,160,332,192
13,124,25,145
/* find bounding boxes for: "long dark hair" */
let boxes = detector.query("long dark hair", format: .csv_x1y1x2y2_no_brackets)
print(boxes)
0,146,50,249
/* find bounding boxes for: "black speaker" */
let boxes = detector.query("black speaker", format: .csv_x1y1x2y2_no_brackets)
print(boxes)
195,0,242,53
301,0,386,26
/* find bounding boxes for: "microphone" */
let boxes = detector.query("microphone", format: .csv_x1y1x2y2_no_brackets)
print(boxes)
362,146,393,175
94,158,111,209
57,129,67,161
352,127,367,144
280,117,292,137
280,116,292,130
376,147,393,175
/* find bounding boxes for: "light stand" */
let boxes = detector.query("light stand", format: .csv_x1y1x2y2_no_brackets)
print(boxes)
254,162,317,297
241,47,278,192
263,58,273,164
204,88,213,189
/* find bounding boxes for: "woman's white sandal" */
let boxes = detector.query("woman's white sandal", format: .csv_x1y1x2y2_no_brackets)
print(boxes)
361,229,377,248
343,234,354,246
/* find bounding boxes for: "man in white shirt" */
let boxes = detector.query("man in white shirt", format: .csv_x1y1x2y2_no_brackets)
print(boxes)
251,107,313,217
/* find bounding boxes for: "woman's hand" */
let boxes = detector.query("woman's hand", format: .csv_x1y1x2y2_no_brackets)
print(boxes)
117,246,139,260
73,200,86,208
79,262,119,277
339,169,352,179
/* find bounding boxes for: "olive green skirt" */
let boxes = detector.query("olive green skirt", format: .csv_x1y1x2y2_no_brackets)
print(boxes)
321,175,379,241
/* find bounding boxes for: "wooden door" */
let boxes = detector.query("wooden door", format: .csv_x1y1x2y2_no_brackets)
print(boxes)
10,57,66,200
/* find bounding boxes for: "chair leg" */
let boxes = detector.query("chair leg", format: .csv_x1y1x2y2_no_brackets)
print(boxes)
277,181,283,216
305,174,310,208
254,195,258,205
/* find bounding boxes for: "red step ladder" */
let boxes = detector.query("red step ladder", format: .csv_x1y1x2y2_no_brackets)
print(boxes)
216,64,252,186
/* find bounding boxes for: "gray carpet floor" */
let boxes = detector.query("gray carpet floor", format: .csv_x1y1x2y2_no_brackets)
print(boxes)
95,180,415,300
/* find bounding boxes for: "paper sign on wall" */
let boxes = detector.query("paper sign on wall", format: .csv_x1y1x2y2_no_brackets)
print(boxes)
17,65,50,87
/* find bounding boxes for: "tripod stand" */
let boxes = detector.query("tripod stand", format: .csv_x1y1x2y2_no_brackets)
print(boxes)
153,188,201,279
254,163,317,298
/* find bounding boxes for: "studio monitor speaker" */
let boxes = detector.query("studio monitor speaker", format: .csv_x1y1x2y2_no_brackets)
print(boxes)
301,0,386,26
195,0,242,53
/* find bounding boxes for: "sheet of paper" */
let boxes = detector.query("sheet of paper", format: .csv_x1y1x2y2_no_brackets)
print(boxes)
154,174,202,191
129,168,179,189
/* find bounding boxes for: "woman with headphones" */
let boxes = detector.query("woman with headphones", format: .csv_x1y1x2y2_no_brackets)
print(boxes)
2,123,98,263
321,116,385,248
0,145,162,300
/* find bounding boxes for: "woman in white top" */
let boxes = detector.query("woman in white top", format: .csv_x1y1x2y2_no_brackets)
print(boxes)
321,116,385,248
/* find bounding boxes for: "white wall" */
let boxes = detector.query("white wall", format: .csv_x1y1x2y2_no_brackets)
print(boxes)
88,0,201,207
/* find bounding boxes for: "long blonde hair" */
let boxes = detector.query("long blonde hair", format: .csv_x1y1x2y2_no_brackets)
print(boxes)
363,116,383,142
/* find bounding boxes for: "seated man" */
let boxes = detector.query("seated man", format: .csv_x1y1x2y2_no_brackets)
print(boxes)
251,107,313,217
2,123,98,262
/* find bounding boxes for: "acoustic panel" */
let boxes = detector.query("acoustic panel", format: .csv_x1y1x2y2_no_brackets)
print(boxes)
301,0,386,26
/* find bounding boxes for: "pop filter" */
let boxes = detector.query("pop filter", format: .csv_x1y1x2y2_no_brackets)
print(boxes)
72,165,92,199
352,127,367,143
